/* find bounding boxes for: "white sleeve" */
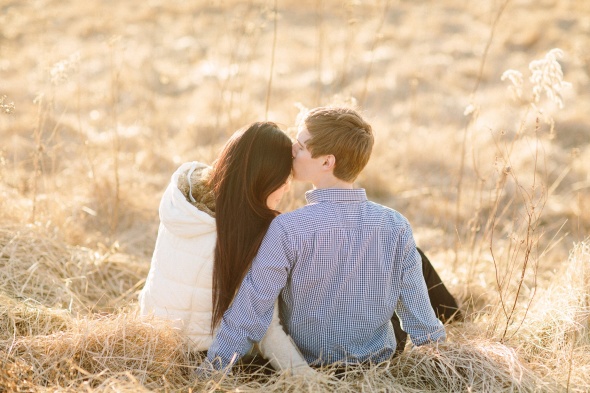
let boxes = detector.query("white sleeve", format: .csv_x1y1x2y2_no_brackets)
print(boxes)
257,300,316,376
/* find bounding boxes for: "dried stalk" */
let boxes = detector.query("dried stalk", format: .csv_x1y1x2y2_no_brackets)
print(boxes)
454,0,511,268
264,0,278,120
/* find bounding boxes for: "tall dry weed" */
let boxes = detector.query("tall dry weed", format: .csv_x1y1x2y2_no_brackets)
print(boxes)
456,49,571,343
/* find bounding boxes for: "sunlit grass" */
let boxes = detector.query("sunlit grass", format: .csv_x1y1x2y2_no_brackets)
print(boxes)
1,0,589,391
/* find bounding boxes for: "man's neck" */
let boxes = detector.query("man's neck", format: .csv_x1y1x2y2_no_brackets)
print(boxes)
312,177,354,190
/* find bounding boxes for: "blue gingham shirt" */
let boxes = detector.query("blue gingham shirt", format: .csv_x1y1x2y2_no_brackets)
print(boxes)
206,188,445,370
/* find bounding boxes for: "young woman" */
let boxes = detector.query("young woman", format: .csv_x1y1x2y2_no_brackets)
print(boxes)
139,122,314,376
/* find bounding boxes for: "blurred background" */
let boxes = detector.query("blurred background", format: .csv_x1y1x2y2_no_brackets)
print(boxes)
0,0,589,390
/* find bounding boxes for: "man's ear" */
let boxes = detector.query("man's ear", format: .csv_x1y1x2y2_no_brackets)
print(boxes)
321,155,336,171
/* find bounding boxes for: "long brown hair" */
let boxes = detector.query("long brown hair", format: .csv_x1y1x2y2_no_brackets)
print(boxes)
209,122,292,330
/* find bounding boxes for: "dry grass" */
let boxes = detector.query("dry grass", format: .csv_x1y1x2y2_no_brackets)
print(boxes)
3,314,192,390
0,227,587,390
0,225,148,315
1,0,590,391
513,242,590,391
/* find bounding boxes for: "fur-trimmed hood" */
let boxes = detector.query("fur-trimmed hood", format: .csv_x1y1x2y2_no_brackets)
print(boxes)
158,162,216,238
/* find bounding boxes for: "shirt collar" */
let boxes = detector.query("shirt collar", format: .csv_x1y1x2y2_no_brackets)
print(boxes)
305,188,368,204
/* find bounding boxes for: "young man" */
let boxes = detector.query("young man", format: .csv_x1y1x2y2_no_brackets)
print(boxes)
202,106,446,372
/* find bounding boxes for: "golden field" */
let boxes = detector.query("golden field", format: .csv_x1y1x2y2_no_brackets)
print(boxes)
0,0,589,391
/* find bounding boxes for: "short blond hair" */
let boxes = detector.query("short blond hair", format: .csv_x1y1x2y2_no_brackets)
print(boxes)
303,107,374,182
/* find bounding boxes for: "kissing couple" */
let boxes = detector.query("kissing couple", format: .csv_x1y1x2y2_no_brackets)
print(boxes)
139,106,461,377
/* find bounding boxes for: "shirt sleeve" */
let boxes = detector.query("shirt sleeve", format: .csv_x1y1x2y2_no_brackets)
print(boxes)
395,226,446,346
205,218,293,371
